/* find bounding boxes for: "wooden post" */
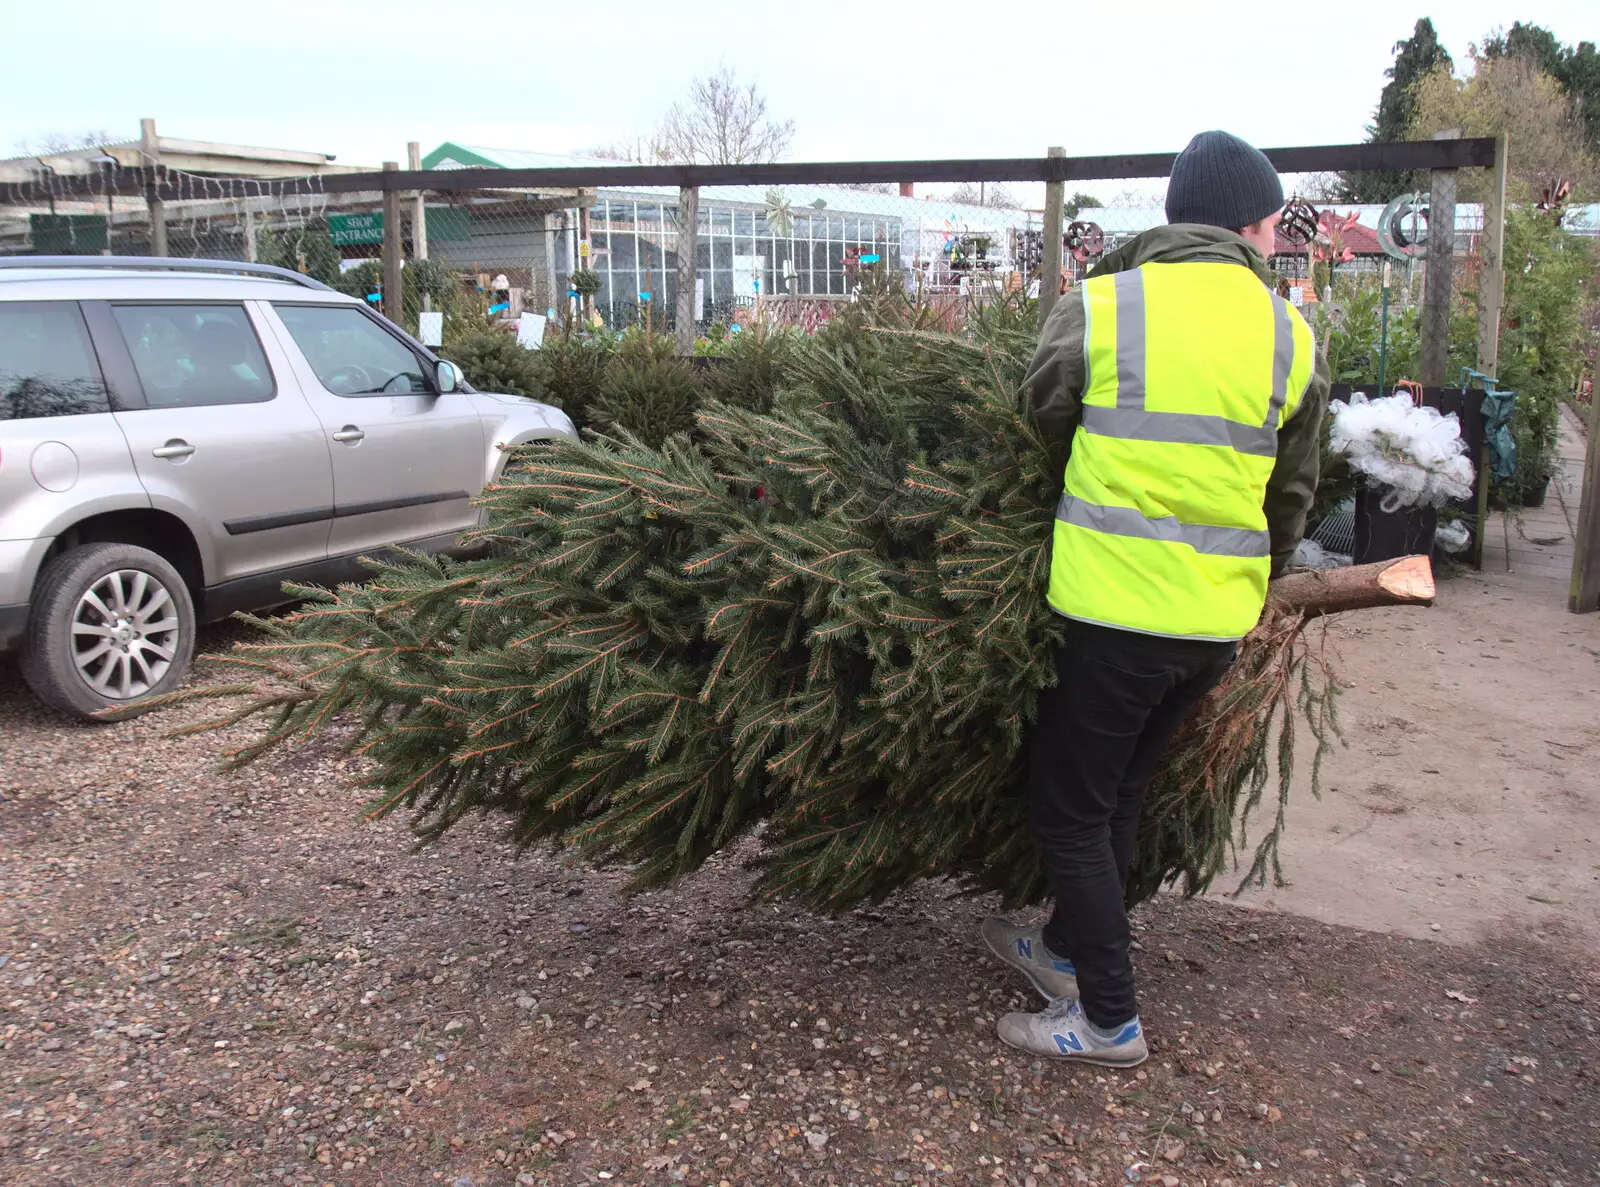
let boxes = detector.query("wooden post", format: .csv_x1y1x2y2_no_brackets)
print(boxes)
382,161,404,324
140,118,167,257
1475,134,1507,377
1418,130,1459,387
407,142,428,262
674,185,700,355
1039,147,1065,331
1571,395,1600,613
544,216,559,320
578,201,593,326
407,142,432,316
242,202,256,263
1473,132,1508,569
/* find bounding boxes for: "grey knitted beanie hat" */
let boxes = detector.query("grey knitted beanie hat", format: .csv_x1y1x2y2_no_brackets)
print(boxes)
1165,131,1284,230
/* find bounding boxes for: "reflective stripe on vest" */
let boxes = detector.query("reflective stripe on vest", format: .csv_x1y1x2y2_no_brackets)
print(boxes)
1056,494,1271,559
1047,261,1314,641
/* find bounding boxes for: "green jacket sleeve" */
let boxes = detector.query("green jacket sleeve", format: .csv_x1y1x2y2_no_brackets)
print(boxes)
1264,350,1330,576
1021,291,1087,475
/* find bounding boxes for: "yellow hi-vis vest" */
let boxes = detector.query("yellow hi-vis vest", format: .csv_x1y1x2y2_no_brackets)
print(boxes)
1047,261,1315,641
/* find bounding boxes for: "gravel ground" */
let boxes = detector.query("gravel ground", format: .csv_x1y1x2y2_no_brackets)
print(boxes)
2,634,1598,1187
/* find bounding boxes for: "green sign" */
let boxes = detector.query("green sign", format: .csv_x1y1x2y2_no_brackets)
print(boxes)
327,208,473,247
329,212,383,245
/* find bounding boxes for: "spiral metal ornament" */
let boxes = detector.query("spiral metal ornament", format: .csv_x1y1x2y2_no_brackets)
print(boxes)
1065,221,1105,262
1377,192,1430,261
1279,198,1319,247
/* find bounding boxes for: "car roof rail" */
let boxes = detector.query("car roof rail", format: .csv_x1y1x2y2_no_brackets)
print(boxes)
0,255,335,292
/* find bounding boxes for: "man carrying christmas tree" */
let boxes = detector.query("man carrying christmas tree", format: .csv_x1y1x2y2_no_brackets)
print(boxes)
983,130,1329,1067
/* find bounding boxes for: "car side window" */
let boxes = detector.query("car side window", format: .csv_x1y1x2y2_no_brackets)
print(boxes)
0,301,112,421
111,305,275,408
274,304,431,397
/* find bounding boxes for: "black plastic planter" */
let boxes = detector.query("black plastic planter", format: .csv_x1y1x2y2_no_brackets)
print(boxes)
1353,485,1438,564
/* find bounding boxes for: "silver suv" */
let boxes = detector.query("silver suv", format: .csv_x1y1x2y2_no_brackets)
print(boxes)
0,257,576,719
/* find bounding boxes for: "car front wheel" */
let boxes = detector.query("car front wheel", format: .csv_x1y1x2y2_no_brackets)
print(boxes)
20,543,197,721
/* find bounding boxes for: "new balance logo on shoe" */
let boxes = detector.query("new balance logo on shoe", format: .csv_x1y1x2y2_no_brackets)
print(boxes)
981,918,1079,1004
1003,997,1148,1067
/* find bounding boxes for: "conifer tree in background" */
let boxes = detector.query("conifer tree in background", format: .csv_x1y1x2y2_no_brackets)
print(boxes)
586,333,704,448
1343,18,1454,201
160,289,1348,913
439,328,545,399
698,327,793,415
254,218,342,286
532,331,616,426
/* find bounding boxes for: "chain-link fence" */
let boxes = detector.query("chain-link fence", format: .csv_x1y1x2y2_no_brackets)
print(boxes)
0,139,1561,398
561,168,1489,345
12,136,1600,573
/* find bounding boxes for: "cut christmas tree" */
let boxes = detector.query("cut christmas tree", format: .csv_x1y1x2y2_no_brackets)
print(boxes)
147,292,1431,911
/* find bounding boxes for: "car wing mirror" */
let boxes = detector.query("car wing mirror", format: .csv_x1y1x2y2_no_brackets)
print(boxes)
434,359,462,394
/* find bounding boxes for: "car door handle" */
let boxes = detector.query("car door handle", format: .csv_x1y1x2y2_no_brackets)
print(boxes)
331,426,366,443
151,439,195,459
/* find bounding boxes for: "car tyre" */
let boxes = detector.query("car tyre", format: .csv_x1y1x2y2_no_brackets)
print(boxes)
20,543,197,721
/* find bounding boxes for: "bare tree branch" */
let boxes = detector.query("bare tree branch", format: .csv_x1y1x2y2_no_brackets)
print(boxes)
585,135,668,164
653,66,794,165
948,183,1019,209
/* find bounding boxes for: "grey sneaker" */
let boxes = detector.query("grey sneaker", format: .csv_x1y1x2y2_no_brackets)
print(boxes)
980,917,1079,1002
996,997,1148,1068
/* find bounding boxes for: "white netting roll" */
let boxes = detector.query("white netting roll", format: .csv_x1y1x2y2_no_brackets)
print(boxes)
1328,392,1475,512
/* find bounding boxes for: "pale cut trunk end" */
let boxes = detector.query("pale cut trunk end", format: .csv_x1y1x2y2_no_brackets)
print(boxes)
1268,555,1436,618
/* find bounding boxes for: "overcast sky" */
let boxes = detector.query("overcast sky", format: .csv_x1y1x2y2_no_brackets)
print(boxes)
3,1,1595,170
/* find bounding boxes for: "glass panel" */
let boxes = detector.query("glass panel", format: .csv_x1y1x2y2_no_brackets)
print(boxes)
609,231,639,271
733,211,754,237
0,301,111,420
113,304,275,408
711,208,732,234
791,214,811,239
273,305,429,396
608,201,636,227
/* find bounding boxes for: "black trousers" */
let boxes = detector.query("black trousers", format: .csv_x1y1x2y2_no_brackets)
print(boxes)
1028,618,1235,1027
